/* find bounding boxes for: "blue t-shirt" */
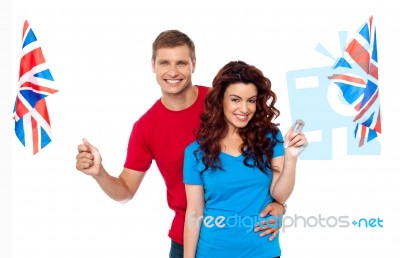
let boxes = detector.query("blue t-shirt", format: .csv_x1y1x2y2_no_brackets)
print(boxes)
183,131,284,258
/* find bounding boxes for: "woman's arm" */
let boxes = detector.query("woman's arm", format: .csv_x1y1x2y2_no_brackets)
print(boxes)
270,155,296,205
270,129,307,204
184,184,205,258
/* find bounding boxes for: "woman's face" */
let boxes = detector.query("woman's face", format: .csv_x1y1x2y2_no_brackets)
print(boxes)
222,82,257,133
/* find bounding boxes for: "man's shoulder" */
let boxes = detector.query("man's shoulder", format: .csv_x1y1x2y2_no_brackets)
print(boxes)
134,99,162,125
196,85,211,93
195,85,211,104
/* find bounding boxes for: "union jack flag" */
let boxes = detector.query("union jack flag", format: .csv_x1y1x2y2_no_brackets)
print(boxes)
329,16,381,147
13,20,58,154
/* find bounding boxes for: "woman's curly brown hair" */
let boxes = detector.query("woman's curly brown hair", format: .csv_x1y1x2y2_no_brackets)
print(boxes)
196,60,281,174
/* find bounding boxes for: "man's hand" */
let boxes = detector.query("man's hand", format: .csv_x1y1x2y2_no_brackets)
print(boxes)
254,202,284,241
76,138,103,176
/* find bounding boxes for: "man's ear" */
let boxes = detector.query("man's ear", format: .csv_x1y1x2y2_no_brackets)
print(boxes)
192,59,196,73
151,59,156,73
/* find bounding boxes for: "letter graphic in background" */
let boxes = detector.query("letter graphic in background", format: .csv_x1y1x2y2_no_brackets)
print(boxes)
286,16,381,160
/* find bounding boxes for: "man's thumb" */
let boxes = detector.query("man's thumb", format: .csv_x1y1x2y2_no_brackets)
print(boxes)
82,138,94,150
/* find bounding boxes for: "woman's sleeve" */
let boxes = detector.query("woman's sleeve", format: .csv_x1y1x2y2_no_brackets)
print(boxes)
273,129,285,158
183,143,204,185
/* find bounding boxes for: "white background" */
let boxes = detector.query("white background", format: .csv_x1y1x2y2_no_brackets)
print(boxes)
1,0,399,257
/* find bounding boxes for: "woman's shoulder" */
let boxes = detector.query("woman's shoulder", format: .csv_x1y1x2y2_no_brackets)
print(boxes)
266,126,283,140
185,140,200,152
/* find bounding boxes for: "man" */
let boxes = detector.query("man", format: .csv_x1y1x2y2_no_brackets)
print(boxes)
75,30,283,258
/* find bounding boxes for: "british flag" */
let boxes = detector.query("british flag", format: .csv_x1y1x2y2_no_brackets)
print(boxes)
329,16,381,147
13,20,58,154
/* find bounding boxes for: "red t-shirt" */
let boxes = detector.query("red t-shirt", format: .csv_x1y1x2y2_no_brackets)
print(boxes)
124,85,209,244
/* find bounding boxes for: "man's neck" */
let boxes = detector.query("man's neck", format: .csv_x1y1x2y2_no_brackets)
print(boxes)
161,85,198,111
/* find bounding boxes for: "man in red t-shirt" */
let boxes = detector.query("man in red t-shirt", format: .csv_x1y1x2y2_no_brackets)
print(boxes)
76,30,284,258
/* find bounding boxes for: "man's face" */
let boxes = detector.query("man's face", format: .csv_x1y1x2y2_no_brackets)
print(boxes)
152,45,196,95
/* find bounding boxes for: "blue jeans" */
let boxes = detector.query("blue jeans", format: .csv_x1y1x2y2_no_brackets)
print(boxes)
169,240,183,258
168,240,280,258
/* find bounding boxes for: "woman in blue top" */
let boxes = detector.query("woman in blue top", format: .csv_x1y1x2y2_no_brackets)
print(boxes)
183,61,307,258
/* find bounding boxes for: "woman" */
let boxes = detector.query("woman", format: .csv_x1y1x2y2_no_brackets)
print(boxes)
183,60,307,257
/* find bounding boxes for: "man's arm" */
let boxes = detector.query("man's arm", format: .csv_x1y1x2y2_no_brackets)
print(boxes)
93,168,146,202
254,202,284,240
76,138,146,202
